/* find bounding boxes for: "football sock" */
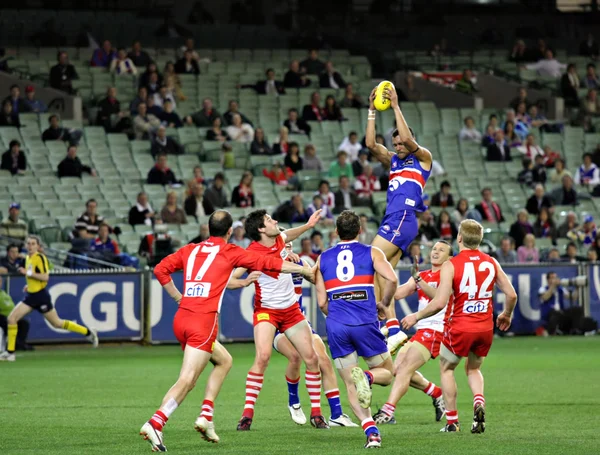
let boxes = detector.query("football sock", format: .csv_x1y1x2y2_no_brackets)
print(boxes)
446,410,459,425
305,370,322,417
149,410,168,431
62,320,89,336
242,371,263,419
381,402,396,417
286,376,300,407
424,382,443,399
364,370,374,386
473,394,485,409
386,319,400,337
361,418,379,437
200,399,214,422
7,323,17,353
325,389,342,419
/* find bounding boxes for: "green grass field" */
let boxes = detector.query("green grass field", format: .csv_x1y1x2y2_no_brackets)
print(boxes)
1,337,599,454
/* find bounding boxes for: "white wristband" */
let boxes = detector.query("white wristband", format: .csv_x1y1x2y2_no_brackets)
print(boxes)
368,109,376,116
26,270,33,277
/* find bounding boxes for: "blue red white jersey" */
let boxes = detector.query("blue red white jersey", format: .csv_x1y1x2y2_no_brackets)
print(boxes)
387,154,431,214
320,241,377,326
292,258,305,312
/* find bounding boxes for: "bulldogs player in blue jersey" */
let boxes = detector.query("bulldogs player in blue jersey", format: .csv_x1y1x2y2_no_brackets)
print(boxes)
315,211,398,449
365,84,434,355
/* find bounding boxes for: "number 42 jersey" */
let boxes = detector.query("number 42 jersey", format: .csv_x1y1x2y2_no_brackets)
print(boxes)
320,241,377,326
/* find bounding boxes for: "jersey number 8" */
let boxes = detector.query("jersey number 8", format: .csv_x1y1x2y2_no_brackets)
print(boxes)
336,250,355,282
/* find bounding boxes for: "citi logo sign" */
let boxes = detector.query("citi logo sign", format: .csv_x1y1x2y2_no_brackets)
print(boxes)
463,299,489,314
184,282,212,298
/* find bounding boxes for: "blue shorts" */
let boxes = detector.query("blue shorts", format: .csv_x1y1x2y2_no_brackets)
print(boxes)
273,321,316,353
22,288,53,314
378,209,418,255
326,318,388,360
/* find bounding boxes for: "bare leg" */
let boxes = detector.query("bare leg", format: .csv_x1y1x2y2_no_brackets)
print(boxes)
465,352,485,397
313,335,337,391
203,341,233,403
339,365,372,423
250,322,277,374
366,355,394,386
161,345,212,407
386,347,427,405
275,334,302,381
371,235,401,309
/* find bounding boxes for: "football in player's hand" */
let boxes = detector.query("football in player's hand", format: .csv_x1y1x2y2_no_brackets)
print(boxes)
374,80,394,111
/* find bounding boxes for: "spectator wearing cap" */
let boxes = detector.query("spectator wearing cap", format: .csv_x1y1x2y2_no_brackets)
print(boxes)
128,40,152,68
57,145,96,178
110,48,138,76
229,221,250,248
128,192,155,227
204,172,230,209
184,183,215,222
91,40,116,67
147,153,183,186
300,49,326,75
73,199,106,240
431,180,455,208
3,84,31,115
328,151,354,179
42,115,81,145
151,126,184,158
23,85,47,113
319,61,347,89
0,203,27,245
50,51,78,94
567,215,597,247
134,102,161,140
0,243,24,273
1,140,26,175
0,100,20,127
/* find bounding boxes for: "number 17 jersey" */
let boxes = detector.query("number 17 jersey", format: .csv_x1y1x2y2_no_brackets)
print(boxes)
320,241,377,326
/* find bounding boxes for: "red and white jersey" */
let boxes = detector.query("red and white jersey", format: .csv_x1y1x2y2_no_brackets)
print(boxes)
247,234,298,311
154,236,284,314
445,249,497,333
415,269,448,333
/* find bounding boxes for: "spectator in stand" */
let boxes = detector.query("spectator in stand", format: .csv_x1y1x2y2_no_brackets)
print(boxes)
178,37,202,61
153,84,176,110
582,64,600,89
240,68,285,95
417,210,439,244
458,116,482,142
184,183,215,221
226,113,254,143
90,223,120,258
455,69,477,95
451,198,473,225
503,109,529,140
133,102,161,140
0,203,27,245
146,94,162,117
533,207,557,242
352,149,370,176
503,121,521,147
223,100,253,126
271,126,289,155
110,48,138,76
300,49,326,75
283,108,311,136
574,152,600,186
496,237,518,264
42,115,78,144
96,87,130,133
263,162,294,188
23,85,47,113
273,194,307,224
189,224,210,244
358,214,375,245
436,210,458,241
4,85,30,114
1,140,26,175
204,172,229,208
486,130,512,161
284,142,303,173
0,100,20,127
302,92,324,122
431,180,455,208
307,195,334,226
322,95,343,121
0,243,24,273
337,131,363,162
128,192,155,226
562,242,585,263
339,83,364,108
549,158,571,184
316,180,335,208
147,153,182,186
551,174,579,206
250,128,272,155
229,221,250,249
232,171,255,208
164,70,186,102
524,49,566,78
158,99,183,128
517,157,536,187
91,40,116,67
515,102,530,125
130,87,148,116
328,150,354,179
520,133,544,160
300,238,317,261
517,234,539,263
175,49,200,75
579,33,599,59
49,51,78,94
526,183,554,215
73,199,106,240
151,126,184,158
303,144,323,172
481,125,496,147
567,214,598,247
487,114,501,131
354,165,380,203
401,243,424,265
561,63,580,108
581,89,600,118
284,60,311,88
128,41,152,68
186,166,205,195
509,39,530,63
187,98,221,127
160,191,187,224
141,63,162,93
510,209,534,248
510,87,531,112
525,105,551,131
476,187,505,223
205,117,230,142
57,145,96,178
334,175,359,213
319,61,347,89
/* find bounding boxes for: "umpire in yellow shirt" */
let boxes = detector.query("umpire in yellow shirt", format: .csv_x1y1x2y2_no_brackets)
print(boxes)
0,235,99,362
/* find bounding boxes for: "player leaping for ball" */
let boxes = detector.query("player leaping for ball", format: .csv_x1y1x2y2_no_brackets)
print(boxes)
373,241,452,425
402,220,517,433
233,209,330,431
365,84,433,355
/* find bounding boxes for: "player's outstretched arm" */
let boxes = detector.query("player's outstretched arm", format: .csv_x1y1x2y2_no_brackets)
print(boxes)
394,277,417,300
365,87,394,168
226,268,262,290
494,258,518,331
372,247,398,308
233,248,315,283
314,259,329,315
283,209,322,243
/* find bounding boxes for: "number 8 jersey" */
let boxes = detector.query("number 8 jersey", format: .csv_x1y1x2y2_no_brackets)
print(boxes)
320,241,377,326
445,249,498,332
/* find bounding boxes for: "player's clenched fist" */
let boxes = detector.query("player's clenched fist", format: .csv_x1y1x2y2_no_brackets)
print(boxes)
495,311,513,331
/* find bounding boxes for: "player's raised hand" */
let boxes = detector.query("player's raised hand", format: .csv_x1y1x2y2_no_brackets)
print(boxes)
496,311,513,331
307,209,323,228
411,258,420,281
369,87,377,110
383,86,399,108
401,313,418,330
286,252,301,263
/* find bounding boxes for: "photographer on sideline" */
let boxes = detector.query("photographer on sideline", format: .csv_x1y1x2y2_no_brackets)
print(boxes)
537,271,582,336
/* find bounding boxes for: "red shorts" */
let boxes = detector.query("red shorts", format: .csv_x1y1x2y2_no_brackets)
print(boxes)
253,303,306,333
442,327,493,358
173,309,218,353
411,328,443,359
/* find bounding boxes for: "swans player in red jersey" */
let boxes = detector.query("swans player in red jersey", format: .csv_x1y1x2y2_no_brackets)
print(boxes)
402,220,517,433
139,211,315,452
373,241,451,425
231,209,331,431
